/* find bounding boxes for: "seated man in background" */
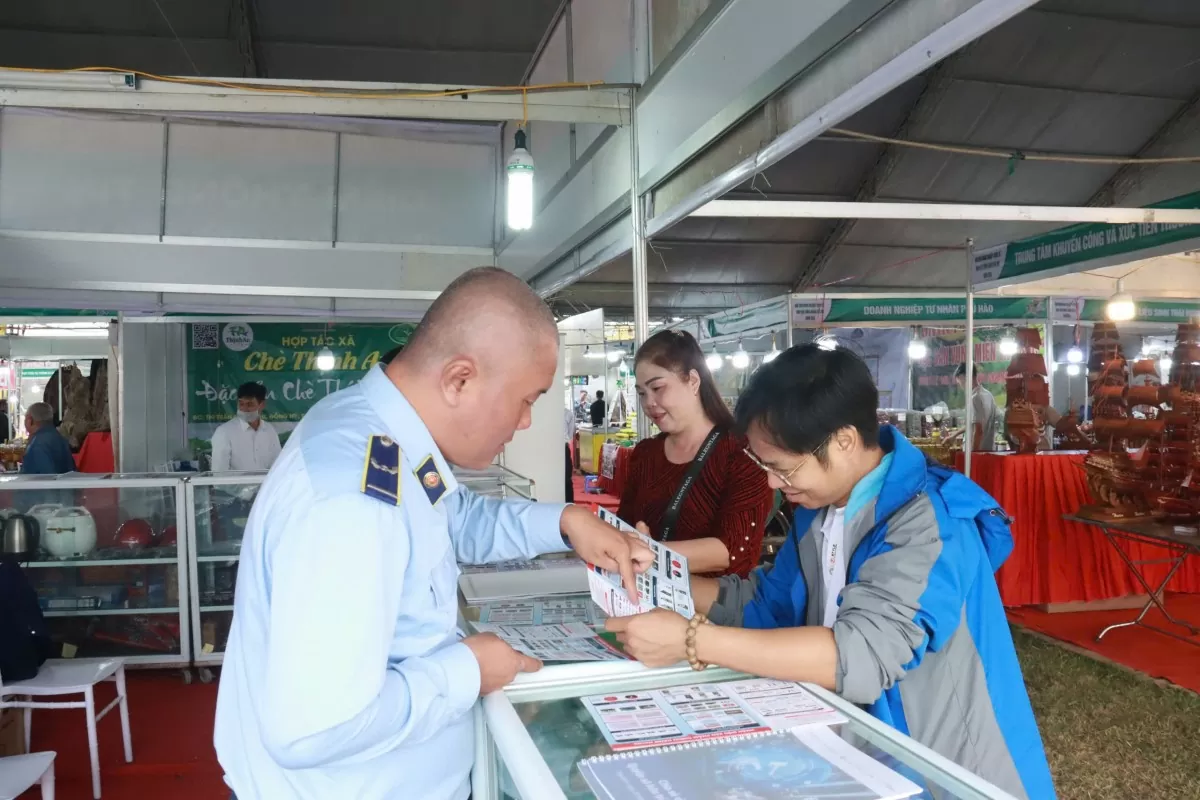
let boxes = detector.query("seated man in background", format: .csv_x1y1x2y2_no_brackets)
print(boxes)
210,382,282,472
20,402,74,475
607,345,1056,800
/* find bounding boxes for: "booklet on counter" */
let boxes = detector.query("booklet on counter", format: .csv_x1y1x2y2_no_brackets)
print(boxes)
579,724,922,800
582,678,846,751
587,508,695,619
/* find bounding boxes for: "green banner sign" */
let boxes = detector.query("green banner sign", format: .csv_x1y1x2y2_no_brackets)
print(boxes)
186,322,414,428
971,191,1200,286
1079,299,1200,323
792,296,1046,325
19,368,58,379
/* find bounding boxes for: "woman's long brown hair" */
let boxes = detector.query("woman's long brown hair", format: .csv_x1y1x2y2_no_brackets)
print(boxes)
634,329,735,429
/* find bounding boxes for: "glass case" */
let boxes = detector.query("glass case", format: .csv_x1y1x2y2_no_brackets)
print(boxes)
0,473,190,666
476,667,1020,800
185,471,265,669
456,465,536,500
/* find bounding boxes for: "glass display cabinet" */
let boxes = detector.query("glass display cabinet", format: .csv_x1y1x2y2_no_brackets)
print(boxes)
0,473,190,667
456,465,536,500
184,471,265,682
475,665,1020,800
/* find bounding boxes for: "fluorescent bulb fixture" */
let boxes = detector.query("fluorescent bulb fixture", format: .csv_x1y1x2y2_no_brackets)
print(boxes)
907,340,928,360
584,346,604,359
705,351,723,372
731,345,750,370
1066,346,1083,364
1107,279,1135,321
0,69,136,92
763,348,780,363
1160,356,1174,374
316,347,336,371
999,328,1018,357
1066,364,1081,376
816,335,837,351
607,349,623,363
506,128,535,231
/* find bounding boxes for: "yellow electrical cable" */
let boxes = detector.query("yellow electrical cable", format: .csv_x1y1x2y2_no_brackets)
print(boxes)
0,65,610,103
828,127,1200,165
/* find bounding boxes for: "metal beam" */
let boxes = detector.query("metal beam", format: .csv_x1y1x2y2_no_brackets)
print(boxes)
792,53,963,290
229,0,264,78
0,70,629,126
691,200,1200,224
646,0,1041,238
1087,89,1200,208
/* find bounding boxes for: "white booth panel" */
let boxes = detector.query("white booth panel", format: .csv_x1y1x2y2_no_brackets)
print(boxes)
572,0,634,84
525,15,573,206
165,124,337,241
337,134,496,249
0,111,163,235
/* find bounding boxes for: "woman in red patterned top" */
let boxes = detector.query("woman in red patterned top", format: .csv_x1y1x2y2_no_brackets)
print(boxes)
618,330,773,577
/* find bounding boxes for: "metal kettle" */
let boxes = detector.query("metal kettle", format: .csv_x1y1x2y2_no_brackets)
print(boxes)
2,513,39,558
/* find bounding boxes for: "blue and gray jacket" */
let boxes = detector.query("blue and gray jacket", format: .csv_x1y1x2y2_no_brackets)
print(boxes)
709,426,1056,800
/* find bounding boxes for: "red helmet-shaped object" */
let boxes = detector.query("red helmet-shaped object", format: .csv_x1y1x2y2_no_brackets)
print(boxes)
116,518,155,550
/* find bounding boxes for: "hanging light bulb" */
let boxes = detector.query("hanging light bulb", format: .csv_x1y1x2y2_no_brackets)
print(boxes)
731,342,750,370
1106,278,1135,321
607,349,623,364
1160,356,1174,375
506,128,535,231
316,347,336,371
618,358,629,375
816,334,837,351
1066,363,1081,377
1066,346,1083,364
907,339,928,360
705,349,723,371
584,346,604,359
999,327,1018,357
763,333,780,363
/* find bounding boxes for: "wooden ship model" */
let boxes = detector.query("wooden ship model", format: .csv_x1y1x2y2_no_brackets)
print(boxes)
1003,327,1050,454
1081,322,1158,517
1151,323,1200,520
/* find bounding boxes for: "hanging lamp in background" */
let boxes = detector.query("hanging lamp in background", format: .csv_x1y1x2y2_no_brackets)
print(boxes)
506,128,535,231
998,325,1018,357
763,333,780,363
1106,278,1135,321
907,326,927,360
731,341,750,369
316,347,336,371
706,348,723,371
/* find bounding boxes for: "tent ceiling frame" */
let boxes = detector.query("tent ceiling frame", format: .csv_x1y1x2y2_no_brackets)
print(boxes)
0,70,632,126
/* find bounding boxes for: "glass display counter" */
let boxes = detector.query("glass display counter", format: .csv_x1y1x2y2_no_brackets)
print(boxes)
475,667,1020,800
0,473,190,667
184,471,265,679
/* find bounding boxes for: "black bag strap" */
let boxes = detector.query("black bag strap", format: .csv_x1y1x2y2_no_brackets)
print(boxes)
658,426,724,542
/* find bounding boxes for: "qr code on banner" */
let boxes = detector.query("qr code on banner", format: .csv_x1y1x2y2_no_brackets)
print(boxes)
192,324,219,350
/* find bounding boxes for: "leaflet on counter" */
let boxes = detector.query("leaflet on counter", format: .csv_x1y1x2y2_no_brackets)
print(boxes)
470,620,628,662
579,725,921,800
477,597,601,626
588,508,695,619
582,678,846,751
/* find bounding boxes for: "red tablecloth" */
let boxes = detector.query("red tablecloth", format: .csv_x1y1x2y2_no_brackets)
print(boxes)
957,451,1200,606
597,446,633,499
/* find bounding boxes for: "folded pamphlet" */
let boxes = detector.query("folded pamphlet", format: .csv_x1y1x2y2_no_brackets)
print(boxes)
587,508,695,618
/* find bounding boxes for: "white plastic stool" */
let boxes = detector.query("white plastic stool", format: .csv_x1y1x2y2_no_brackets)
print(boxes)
0,751,56,800
0,659,131,799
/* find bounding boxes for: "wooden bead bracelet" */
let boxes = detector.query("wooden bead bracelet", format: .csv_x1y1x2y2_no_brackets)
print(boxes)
686,612,710,671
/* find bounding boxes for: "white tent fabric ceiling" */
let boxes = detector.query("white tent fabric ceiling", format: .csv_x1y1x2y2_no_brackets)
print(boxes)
0,0,562,84
561,0,1200,318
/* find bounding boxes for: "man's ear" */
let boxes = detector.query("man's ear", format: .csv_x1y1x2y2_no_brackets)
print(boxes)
441,357,478,407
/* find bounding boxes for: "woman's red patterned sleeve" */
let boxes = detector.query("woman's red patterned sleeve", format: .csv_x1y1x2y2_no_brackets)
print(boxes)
706,448,774,578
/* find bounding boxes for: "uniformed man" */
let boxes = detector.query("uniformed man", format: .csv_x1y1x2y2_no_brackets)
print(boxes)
213,268,652,800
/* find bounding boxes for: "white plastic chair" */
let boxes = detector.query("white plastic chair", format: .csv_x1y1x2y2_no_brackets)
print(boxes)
0,751,56,800
0,660,132,799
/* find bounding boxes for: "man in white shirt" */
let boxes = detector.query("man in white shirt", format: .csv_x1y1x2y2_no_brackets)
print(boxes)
955,363,998,452
210,382,283,471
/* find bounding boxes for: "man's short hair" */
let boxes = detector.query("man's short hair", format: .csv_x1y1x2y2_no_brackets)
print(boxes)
237,382,267,403
27,402,54,425
954,363,978,381
595,390,604,400
734,345,880,463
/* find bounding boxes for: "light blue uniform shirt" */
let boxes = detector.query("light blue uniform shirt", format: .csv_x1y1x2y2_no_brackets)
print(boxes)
214,365,570,800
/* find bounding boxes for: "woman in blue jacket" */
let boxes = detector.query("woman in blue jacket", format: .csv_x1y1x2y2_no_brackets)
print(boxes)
608,344,1056,800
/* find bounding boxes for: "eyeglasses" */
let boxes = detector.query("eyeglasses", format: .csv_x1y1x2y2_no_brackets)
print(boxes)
743,435,831,488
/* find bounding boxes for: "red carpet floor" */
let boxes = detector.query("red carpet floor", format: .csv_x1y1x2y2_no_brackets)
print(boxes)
19,671,224,800
1008,592,1200,693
